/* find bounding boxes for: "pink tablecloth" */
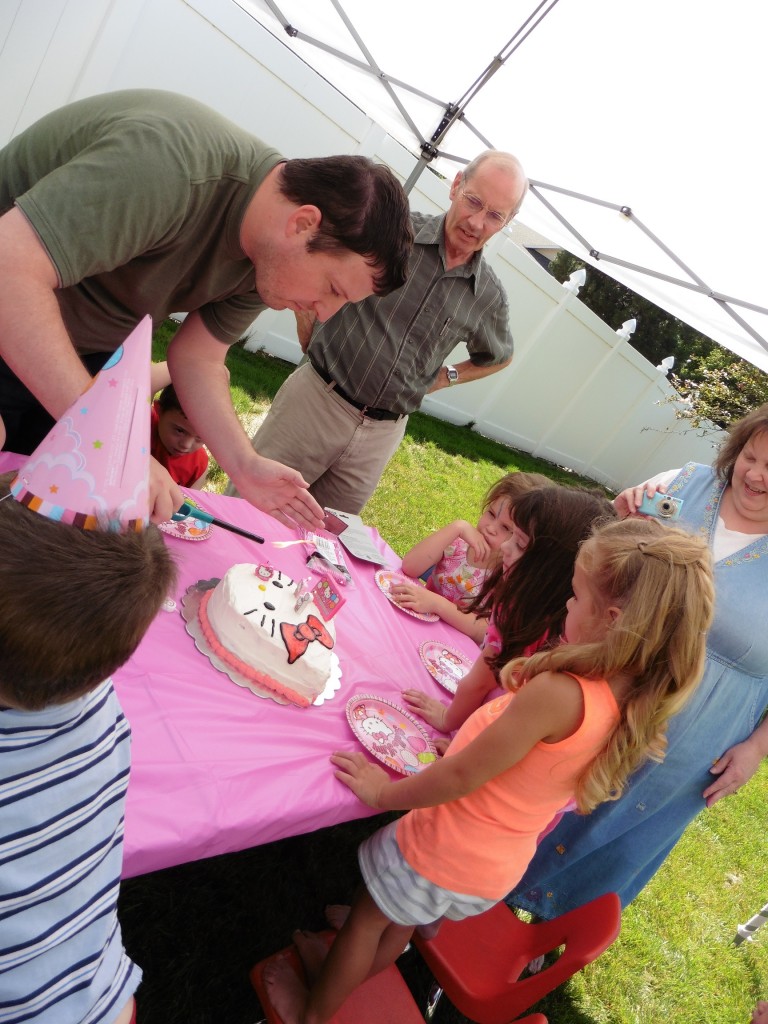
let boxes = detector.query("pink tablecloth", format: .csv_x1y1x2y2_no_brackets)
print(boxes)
0,455,480,877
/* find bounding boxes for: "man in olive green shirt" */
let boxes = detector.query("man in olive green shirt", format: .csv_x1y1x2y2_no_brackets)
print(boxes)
0,89,412,527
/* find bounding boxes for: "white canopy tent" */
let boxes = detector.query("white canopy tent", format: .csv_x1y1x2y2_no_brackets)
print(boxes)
239,0,768,372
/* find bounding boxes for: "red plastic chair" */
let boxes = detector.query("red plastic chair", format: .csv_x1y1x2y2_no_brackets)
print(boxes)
250,930,550,1023
250,931,548,1024
250,930,425,1024
412,892,621,1024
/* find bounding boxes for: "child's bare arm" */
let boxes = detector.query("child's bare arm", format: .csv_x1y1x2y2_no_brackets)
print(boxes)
150,361,171,395
431,599,487,642
335,671,584,809
403,649,496,732
391,582,486,642
400,521,464,578
401,520,489,578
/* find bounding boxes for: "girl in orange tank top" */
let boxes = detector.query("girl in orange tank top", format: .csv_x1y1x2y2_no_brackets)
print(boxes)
265,518,715,1024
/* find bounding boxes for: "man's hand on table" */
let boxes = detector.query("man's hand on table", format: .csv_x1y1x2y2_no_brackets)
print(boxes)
230,453,325,531
165,312,323,531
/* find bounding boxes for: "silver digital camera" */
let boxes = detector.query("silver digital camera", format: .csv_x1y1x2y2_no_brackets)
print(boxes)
637,492,684,520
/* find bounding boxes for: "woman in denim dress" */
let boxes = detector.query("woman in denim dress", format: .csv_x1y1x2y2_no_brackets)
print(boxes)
509,403,768,915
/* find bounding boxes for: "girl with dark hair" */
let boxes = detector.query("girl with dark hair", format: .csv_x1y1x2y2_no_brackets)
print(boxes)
404,484,615,734
392,471,553,642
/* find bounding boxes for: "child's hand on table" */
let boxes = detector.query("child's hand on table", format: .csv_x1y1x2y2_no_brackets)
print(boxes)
402,689,448,731
331,751,390,807
390,582,440,615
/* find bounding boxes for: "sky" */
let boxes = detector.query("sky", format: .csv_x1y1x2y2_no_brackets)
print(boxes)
247,0,768,368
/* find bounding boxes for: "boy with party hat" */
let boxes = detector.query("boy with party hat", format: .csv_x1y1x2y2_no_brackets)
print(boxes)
0,318,175,1024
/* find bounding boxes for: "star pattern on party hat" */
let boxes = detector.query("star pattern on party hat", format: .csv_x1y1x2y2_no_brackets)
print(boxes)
10,316,153,531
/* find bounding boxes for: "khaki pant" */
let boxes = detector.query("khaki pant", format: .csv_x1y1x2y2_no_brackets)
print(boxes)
227,363,407,514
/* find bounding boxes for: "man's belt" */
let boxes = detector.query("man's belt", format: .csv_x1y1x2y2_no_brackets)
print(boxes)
311,364,402,421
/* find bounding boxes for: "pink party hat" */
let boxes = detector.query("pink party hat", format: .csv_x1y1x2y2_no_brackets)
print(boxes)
10,316,153,531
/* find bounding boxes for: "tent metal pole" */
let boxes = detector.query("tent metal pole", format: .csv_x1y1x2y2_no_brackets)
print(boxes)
252,0,767,365
528,181,768,350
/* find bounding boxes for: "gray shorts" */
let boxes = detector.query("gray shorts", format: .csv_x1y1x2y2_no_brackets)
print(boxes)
358,820,496,927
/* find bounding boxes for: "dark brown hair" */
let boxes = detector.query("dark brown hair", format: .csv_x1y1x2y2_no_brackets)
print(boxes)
0,475,176,710
278,156,412,295
472,485,617,674
713,401,768,482
156,383,184,415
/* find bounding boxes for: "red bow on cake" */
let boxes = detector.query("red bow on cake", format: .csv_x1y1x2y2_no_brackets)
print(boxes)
281,615,334,664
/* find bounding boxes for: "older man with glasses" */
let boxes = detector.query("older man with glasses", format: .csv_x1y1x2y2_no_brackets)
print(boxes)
233,150,528,515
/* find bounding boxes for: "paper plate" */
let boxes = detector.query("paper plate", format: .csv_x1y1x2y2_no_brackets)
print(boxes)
374,569,439,622
158,498,213,541
180,581,341,707
157,515,213,541
418,640,473,694
345,694,438,774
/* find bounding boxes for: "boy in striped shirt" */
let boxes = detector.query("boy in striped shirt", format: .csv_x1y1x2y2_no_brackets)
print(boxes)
0,474,175,1024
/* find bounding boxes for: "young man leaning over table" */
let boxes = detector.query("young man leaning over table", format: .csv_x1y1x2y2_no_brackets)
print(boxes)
0,88,413,528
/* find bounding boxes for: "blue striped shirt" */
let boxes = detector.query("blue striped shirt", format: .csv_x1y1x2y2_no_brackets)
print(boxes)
0,681,140,1023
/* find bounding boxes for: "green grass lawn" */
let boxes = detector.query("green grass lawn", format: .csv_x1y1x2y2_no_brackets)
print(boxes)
135,321,768,1024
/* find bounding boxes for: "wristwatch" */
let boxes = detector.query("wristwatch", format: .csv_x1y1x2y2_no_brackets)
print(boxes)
445,365,459,386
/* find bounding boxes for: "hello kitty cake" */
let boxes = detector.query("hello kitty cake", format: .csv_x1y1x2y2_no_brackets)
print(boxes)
198,563,338,708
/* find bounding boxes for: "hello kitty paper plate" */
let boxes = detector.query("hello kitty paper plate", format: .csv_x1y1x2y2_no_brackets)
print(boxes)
374,570,439,622
157,497,212,541
345,694,438,774
418,640,473,694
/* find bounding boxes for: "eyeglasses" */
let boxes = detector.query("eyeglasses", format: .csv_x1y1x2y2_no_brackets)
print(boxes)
459,189,511,228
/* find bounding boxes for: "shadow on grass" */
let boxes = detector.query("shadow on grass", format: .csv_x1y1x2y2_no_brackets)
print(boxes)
404,411,596,488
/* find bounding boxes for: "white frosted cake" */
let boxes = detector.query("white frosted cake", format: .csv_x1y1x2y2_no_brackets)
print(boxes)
198,563,336,707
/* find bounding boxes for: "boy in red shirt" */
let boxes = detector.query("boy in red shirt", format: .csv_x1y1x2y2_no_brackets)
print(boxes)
151,384,209,488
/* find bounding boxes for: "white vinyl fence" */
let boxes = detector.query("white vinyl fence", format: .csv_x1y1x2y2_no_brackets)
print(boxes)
2,0,723,489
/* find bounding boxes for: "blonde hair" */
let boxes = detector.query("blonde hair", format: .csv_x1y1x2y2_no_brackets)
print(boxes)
501,517,714,813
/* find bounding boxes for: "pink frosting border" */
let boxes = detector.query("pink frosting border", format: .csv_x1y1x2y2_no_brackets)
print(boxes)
198,590,313,709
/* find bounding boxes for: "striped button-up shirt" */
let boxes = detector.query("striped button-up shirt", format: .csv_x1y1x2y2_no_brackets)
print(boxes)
308,211,513,415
